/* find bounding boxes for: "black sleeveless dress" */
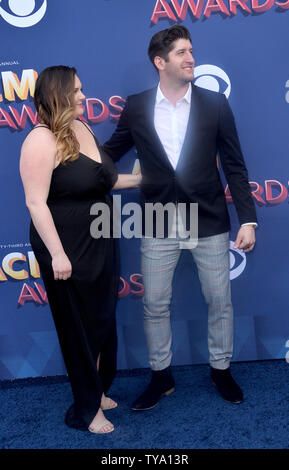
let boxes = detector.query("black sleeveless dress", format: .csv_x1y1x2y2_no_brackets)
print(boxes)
29,126,119,430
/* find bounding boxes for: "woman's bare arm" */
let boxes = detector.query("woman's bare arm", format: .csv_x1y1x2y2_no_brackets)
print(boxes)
20,128,72,280
112,173,141,190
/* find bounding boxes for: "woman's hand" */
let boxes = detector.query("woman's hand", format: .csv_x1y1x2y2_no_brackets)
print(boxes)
52,252,72,280
112,173,142,190
133,173,142,187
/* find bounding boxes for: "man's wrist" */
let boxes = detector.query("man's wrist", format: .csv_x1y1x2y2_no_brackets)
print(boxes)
241,222,257,228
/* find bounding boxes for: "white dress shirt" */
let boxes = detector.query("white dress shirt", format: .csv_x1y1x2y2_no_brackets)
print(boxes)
153,84,256,238
154,84,191,170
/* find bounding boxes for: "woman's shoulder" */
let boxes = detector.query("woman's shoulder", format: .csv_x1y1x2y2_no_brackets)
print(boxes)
73,118,95,135
22,125,56,152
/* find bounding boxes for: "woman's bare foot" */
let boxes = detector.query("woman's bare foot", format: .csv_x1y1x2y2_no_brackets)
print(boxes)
88,408,114,434
101,394,118,410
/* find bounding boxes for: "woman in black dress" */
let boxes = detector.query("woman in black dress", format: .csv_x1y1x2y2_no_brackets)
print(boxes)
20,66,140,433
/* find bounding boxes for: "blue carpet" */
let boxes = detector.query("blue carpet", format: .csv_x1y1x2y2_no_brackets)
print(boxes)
0,360,288,449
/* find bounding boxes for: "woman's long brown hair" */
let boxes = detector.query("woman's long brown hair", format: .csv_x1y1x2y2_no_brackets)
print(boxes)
34,65,80,164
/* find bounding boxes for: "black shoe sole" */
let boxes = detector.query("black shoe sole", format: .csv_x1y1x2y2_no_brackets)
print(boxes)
131,387,175,411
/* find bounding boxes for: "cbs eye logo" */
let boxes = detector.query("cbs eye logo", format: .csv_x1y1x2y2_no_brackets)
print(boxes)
194,64,231,99
285,80,289,104
229,241,246,280
285,340,289,364
0,0,47,27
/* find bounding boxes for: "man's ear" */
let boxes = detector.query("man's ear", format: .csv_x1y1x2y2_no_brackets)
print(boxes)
154,56,165,72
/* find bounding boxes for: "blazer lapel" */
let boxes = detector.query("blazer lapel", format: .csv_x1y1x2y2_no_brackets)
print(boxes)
142,87,175,171
175,83,200,172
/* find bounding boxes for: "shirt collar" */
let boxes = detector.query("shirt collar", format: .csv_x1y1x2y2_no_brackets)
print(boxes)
156,83,192,105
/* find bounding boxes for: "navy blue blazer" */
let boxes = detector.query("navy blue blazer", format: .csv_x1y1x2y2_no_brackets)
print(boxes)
103,84,257,237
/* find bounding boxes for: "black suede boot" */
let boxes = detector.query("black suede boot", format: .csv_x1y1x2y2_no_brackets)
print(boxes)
131,367,175,411
211,367,243,404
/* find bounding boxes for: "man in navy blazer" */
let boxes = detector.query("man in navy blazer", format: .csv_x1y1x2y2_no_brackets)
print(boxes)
103,25,257,409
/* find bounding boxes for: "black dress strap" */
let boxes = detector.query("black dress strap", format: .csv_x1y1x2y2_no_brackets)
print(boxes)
78,119,99,144
30,122,99,145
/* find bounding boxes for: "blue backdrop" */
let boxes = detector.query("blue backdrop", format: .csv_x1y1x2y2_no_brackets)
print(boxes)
0,0,288,379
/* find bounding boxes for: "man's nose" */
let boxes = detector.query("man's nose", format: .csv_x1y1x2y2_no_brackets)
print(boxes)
185,52,194,63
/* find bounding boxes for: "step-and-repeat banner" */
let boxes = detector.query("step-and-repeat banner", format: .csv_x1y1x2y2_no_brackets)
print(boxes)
0,0,288,379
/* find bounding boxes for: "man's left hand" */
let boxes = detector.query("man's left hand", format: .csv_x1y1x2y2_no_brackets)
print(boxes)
233,226,256,253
